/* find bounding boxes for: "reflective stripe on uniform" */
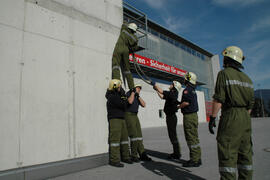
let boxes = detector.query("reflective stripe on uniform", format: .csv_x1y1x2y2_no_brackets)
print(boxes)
122,30,137,42
120,141,129,145
123,70,131,74
237,164,253,171
226,80,253,89
219,167,237,173
110,143,120,147
190,143,200,149
112,65,120,70
130,137,143,141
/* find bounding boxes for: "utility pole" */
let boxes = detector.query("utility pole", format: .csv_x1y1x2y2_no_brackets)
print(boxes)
258,84,265,117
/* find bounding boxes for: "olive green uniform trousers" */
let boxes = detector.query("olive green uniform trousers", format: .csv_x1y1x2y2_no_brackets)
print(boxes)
183,113,201,162
125,112,144,158
166,114,181,155
112,44,134,89
109,118,130,163
217,108,253,180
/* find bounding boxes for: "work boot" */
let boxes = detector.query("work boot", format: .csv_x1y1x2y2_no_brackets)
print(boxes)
140,152,152,161
109,161,124,168
167,153,181,160
131,156,140,163
122,158,133,164
183,159,201,167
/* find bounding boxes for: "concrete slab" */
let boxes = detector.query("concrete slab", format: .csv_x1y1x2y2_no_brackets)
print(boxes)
0,0,24,29
0,24,22,171
50,118,270,180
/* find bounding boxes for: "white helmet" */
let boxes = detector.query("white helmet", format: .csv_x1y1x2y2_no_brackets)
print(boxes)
173,81,182,92
134,84,142,89
108,79,121,90
128,23,138,32
222,46,245,65
185,72,197,85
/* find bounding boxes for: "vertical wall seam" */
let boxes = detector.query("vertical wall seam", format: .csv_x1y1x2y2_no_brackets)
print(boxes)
69,5,77,158
18,0,28,167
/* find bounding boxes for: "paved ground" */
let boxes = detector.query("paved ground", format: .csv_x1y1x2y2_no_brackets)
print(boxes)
50,118,270,180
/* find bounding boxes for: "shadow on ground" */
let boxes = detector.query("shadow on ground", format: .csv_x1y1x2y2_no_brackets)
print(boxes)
142,149,206,180
145,148,187,164
141,161,205,180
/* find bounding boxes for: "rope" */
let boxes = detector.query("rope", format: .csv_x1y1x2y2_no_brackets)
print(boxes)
132,53,153,85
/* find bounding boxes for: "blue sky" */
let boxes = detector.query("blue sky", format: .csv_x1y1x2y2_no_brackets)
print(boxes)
124,0,270,89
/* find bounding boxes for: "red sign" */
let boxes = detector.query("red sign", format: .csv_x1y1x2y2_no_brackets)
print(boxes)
129,54,187,77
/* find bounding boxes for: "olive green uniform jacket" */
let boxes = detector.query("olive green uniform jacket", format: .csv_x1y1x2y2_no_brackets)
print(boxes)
213,67,254,180
112,24,139,89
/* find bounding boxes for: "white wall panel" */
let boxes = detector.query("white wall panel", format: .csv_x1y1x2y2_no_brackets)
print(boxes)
73,47,109,157
20,32,70,166
0,25,22,171
54,0,71,7
197,91,207,123
105,0,122,7
136,81,169,128
0,0,123,172
105,1,123,28
71,0,106,22
211,54,220,85
73,19,106,53
105,30,119,55
24,2,70,43
0,0,24,29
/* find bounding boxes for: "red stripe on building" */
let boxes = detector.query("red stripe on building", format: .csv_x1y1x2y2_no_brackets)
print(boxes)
129,54,187,77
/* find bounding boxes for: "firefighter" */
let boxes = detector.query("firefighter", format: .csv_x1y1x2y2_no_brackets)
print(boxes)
125,84,152,162
105,79,133,167
111,22,139,89
178,72,202,167
153,81,182,159
209,46,254,180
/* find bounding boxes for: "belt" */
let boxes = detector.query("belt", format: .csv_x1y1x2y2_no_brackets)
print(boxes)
126,112,138,115
183,112,197,115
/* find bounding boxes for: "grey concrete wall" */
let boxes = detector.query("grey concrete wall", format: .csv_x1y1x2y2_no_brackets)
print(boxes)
0,0,122,171
0,0,211,173
211,54,221,86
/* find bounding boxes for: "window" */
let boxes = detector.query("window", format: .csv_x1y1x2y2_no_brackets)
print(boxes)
150,29,159,36
168,38,174,45
160,34,167,41
187,47,192,54
181,44,186,51
201,54,205,60
192,49,196,56
196,52,201,58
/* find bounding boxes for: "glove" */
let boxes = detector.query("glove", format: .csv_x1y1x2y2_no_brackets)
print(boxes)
130,88,136,93
208,116,216,134
135,92,140,98
120,87,126,96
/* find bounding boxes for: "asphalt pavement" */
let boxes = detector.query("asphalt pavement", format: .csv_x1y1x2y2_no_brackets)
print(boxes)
50,118,270,180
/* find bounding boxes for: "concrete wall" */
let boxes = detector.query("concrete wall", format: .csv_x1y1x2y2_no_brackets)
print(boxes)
211,54,220,86
133,79,207,129
0,0,122,171
0,0,209,173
